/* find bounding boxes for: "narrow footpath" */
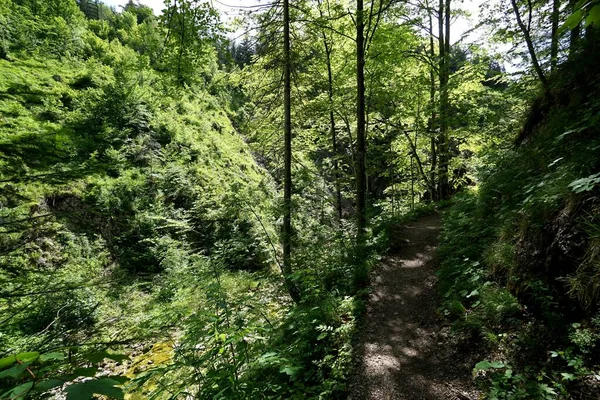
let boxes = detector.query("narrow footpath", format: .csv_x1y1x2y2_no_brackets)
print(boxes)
348,213,478,400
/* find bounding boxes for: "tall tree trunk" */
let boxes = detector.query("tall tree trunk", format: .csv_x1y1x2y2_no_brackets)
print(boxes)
322,34,342,222
177,3,185,85
569,0,581,56
427,0,437,201
410,156,415,210
437,0,451,200
510,0,548,85
356,0,367,239
550,0,560,71
283,0,299,302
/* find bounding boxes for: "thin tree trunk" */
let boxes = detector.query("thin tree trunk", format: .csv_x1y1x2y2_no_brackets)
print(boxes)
177,3,185,85
427,0,437,201
283,0,299,302
442,0,451,199
510,0,548,85
437,0,450,200
550,0,560,71
569,0,581,56
322,34,342,222
356,0,367,239
401,129,433,191
410,156,415,210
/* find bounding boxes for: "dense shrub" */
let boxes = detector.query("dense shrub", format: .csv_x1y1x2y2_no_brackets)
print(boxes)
438,44,600,398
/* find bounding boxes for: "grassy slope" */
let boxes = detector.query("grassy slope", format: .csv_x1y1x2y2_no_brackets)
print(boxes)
0,47,363,399
0,53,283,364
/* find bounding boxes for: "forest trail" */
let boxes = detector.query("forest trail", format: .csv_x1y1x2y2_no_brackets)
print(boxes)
348,213,478,400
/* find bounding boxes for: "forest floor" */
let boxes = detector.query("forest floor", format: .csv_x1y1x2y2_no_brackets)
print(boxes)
348,213,479,400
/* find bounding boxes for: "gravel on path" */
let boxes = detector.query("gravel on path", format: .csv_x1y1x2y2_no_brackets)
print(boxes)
348,213,479,400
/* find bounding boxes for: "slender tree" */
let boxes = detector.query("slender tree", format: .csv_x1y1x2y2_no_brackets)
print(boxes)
356,0,367,238
550,0,560,71
510,0,548,85
568,0,581,56
426,0,438,201
317,0,343,222
437,0,451,199
283,0,300,302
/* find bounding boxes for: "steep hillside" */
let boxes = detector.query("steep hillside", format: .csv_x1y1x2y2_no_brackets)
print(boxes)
0,50,285,342
438,38,600,399
0,1,366,397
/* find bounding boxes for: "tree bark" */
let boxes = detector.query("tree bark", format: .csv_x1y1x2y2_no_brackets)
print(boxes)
356,0,367,240
426,0,438,201
321,29,342,222
510,0,548,85
283,0,299,302
437,0,451,200
569,0,581,57
550,0,560,71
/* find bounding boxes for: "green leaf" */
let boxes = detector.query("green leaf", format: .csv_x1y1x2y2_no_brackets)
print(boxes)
586,4,600,26
560,9,584,33
568,173,600,193
258,352,278,362
474,360,492,370
474,360,505,371
65,378,125,400
561,372,575,381
0,356,16,369
3,382,34,398
106,375,129,384
539,383,557,395
35,378,65,391
16,352,39,363
0,361,33,379
72,367,98,377
40,352,65,362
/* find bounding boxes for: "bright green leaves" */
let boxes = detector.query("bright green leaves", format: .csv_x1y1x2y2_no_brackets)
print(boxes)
0,350,129,399
0,360,34,379
568,173,600,193
0,352,41,379
588,4,600,26
0,357,15,370
159,0,222,86
560,0,600,33
474,360,507,371
65,377,128,400
561,9,584,32
39,352,65,362
0,382,34,400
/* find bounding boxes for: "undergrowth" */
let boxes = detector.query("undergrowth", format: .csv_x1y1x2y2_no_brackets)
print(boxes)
437,41,600,399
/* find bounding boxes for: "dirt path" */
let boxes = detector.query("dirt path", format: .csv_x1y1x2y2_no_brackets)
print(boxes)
348,213,478,400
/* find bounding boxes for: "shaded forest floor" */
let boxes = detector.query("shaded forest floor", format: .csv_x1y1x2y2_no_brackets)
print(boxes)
348,213,479,400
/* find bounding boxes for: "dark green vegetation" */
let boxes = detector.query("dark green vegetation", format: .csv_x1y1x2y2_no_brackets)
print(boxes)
0,0,599,398
438,38,600,399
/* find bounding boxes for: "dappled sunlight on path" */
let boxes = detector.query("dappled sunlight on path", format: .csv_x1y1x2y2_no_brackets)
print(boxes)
348,214,477,400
